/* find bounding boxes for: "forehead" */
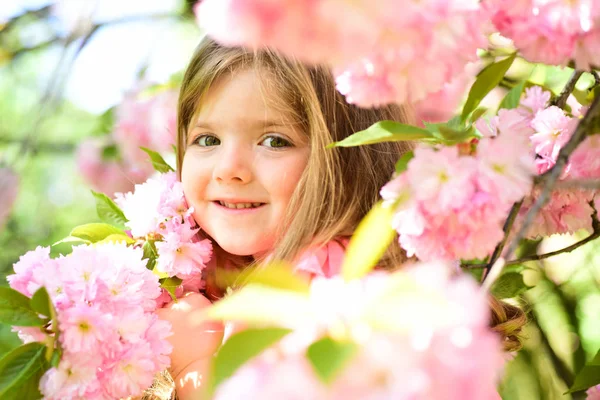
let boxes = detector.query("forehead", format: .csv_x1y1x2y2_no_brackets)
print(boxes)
194,67,299,129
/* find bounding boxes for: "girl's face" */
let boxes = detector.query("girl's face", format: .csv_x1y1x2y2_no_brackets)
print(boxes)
182,68,310,257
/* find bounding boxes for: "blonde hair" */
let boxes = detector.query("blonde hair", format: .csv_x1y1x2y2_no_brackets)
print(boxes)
176,36,414,267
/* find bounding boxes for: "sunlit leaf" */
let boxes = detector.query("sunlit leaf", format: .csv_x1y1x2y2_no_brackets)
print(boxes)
30,287,51,319
91,191,128,230
342,202,396,281
206,285,312,327
328,121,433,148
69,223,126,243
159,277,183,301
140,147,174,173
98,233,135,245
307,337,358,384
0,288,44,327
216,262,311,294
462,53,516,121
211,327,291,393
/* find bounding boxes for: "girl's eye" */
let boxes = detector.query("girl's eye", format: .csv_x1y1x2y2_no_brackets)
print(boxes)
195,135,221,147
261,135,292,148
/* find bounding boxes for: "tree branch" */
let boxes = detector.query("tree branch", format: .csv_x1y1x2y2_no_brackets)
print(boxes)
551,70,584,109
481,200,523,281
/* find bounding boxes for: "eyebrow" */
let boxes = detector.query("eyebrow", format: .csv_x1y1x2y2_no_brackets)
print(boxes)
194,119,299,130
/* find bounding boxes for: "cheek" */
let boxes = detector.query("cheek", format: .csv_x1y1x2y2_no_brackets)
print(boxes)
265,152,309,209
181,153,210,208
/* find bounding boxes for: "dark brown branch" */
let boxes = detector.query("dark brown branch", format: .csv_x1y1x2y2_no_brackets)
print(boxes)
481,200,523,281
552,179,600,190
551,70,584,109
499,93,600,266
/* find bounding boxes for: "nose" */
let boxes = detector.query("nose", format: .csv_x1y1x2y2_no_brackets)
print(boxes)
213,142,253,184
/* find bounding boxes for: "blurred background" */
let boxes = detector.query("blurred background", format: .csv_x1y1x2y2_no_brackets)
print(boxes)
0,1,598,399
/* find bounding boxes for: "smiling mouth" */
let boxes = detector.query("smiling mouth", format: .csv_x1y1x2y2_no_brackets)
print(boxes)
216,201,265,209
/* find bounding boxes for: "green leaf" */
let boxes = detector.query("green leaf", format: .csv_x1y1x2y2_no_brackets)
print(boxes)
306,337,358,384
568,348,600,393
328,121,433,148
91,191,128,230
395,151,414,174
0,342,48,398
143,240,158,270
499,81,526,111
160,277,183,301
490,272,529,299
52,236,90,247
140,147,175,173
461,53,517,121
207,285,313,327
342,202,396,281
211,327,291,393
467,107,488,124
97,233,135,245
30,288,51,319
69,223,126,243
216,262,311,294
0,288,44,327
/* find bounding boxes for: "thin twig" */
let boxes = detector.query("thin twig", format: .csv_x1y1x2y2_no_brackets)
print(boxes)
481,200,523,281
551,70,584,109
464,205,600,269
500,93,600,265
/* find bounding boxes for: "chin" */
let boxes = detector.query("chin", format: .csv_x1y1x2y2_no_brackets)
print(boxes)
217,237,272,258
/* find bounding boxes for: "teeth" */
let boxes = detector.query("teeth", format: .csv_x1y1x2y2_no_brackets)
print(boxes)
219,201,262,209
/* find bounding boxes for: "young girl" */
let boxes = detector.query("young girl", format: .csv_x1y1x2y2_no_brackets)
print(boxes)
151,36,525,400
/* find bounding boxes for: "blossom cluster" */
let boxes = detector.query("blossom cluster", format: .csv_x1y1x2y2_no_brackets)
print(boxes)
381,109,535,261
77,84,178,196
195,0,490,107
488,0,600,69
511,87,599,238
114,171,213,306
214,262,505,399
7,244,172,399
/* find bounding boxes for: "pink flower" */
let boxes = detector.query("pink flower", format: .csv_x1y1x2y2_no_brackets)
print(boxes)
488,0,600,68
59,305,109,353
407,146,477,213
76,137,153,196
9,242,172,399
530,106,577,161
155,226,212,276
198,0,489,106
0,167,19,229
518,86,551,117
6,246,52,297
113,86,178,168
115,172,186,238
587,385,600,400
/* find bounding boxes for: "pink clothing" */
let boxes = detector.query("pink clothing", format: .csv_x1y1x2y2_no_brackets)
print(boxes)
293,237,349,278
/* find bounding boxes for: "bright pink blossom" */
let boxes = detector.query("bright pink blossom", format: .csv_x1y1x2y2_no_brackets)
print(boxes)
155,225,213,276
530,106,577,160
488,0,600,69
8,242,172,399
587,385,600,400
197,0,490,106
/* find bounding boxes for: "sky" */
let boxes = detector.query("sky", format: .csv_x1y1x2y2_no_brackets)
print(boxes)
1,0,201,113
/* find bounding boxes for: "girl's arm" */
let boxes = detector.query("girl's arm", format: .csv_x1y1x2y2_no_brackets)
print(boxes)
156,292,225,400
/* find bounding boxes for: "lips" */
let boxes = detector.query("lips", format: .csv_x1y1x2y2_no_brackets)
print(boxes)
217,200,264,209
